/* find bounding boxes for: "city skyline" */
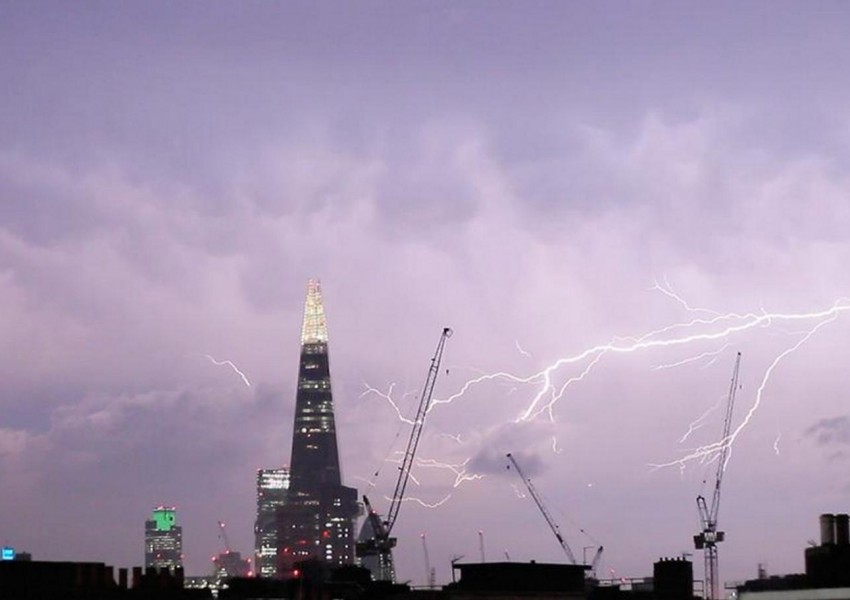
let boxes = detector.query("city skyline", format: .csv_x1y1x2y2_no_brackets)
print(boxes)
3,1,850,589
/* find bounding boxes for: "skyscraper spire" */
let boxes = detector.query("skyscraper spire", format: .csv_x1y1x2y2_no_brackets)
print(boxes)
289,279,340,492
276,279,358,572
301,279,329,345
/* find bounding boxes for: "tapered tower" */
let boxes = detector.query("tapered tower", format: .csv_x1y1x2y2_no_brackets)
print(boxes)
277,280,358,572
288,279,341,494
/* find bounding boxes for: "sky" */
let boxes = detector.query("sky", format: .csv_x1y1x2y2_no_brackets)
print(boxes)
3,0,850,588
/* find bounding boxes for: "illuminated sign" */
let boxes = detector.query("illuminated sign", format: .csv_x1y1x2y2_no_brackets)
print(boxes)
1,546,15,561
152,507,176,531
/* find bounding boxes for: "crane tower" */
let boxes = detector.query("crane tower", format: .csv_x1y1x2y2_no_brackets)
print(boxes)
506,452,577,564
694,352,741,600
356,327,452,581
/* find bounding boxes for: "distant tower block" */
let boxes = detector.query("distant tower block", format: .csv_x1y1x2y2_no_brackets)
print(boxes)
277,280,359,572
145,506,183,570
255,468,290,578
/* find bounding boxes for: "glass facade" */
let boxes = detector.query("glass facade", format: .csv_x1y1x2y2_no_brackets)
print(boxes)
254,468,289,578
277,280,359,573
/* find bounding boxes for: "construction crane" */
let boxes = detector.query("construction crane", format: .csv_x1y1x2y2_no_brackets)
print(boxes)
506,453,576,564
587,546,603,578
694,352,741,600
581,531,604,578
478,530,486,562
421,533,436,588
217,521,231,554
357,327,453,581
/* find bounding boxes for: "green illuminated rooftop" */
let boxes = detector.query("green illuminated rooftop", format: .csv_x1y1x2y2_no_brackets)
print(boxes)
152,507,176,531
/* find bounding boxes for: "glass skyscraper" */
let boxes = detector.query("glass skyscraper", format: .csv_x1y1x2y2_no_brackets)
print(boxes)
254,468,289,577
276,280,359,573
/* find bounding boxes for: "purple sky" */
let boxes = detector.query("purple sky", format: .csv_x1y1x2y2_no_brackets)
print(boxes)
3,0,850,587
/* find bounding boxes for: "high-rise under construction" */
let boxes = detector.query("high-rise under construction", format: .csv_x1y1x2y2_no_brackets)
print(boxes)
276,280,359,573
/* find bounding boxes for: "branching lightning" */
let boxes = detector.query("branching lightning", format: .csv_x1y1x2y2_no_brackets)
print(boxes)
203,354,251,387
653,344,731,371
650,276,723,317
431,299,849,436
650,314,837,471
415,457,485,488
679,395,725,443
361,286,850,513
360,382,418,424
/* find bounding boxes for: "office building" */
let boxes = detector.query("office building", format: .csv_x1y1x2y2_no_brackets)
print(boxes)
255,467,290,577
144,506,183,570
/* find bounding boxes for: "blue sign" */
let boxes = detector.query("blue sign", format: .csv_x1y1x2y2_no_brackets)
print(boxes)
1,546,15,561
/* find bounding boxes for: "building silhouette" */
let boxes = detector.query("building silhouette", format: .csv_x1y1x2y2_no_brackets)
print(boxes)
276,280,358,573
254,467,290,577
212,550,251,584
738,513,850,599
145,506,183,570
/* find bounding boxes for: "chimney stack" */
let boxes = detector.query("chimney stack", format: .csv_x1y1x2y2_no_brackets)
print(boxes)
835,513,849,545
820,514,836,545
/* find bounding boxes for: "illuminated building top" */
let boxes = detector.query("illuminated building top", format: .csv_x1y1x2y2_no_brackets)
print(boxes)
300,279,329,345
145,506,182,570
151,506,176,532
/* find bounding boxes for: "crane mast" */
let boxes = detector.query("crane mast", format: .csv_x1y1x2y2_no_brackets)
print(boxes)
357,327,452,581
589,546,603,578
421,533,435,588
217,521,232,554
694,352,741,600
506,453,577,564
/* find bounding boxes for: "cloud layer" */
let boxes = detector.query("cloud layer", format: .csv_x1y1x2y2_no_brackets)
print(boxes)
3,1,850,585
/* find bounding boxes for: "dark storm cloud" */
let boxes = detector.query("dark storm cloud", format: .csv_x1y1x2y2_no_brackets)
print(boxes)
806,416,850,446
4,0,850,583
465,421,555,477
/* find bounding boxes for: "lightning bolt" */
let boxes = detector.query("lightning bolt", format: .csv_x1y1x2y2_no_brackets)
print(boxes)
364,289,850,511
415,457,485,488
360,382,417,424
551,436,562,454
519,349,607,422
650,314,836,471
774,432,782,456
515,340,532,357
653,343,731,371
432,299,849,430
679,395,725,443
650,276,723,317
385,495,452,509
203,354,251,387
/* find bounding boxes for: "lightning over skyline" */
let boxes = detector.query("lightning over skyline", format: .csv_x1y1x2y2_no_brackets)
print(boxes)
202,354,252,387
650,314,837,472
364,290,850,515
7,2,850,586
